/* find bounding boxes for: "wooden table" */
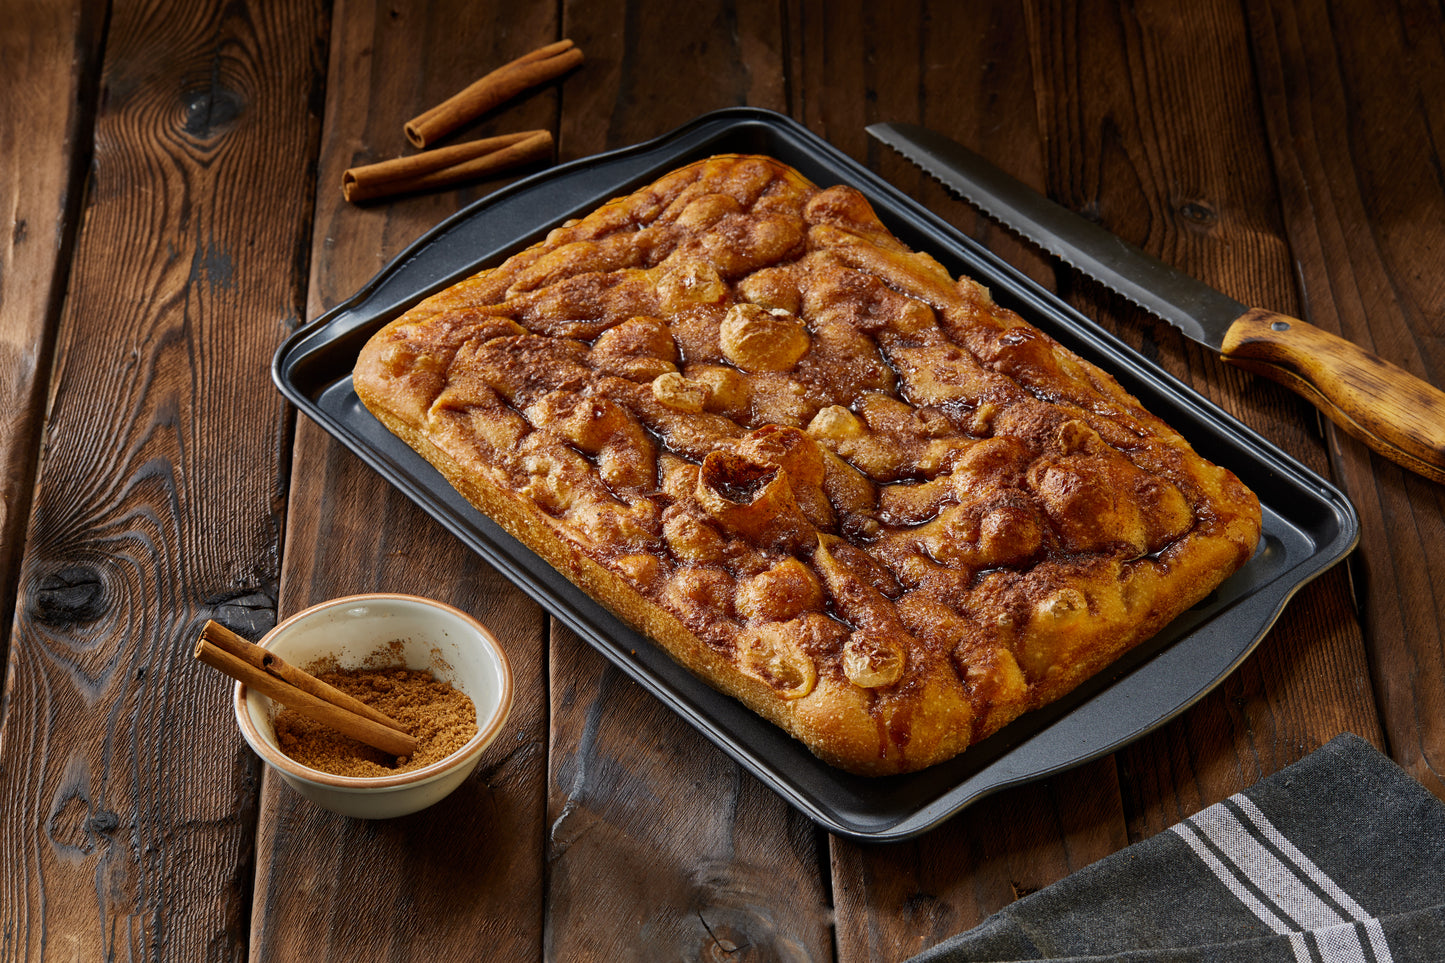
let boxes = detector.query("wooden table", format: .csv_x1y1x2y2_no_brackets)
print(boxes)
3,1,1441,959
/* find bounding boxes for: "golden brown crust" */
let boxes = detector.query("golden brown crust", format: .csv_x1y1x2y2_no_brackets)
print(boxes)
354,154,1261,775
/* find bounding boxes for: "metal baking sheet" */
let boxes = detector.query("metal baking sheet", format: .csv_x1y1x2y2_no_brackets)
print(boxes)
272,107,1358,841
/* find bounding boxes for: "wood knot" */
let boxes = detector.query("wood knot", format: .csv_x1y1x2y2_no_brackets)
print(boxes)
206,590,278,640
182,82,244,138
1176,200,1218,226
26,565,108,627
87,810,121,834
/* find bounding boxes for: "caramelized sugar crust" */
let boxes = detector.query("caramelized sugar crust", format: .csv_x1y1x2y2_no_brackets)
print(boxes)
354,155,1261,775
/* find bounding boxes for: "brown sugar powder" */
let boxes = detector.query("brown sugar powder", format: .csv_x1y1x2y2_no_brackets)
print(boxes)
273,664,477,777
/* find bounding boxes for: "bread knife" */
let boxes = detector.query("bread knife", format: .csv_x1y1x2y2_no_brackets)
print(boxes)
867,121,1445,484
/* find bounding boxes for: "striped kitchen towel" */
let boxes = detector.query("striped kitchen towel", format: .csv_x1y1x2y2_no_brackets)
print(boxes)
907,734,1445,962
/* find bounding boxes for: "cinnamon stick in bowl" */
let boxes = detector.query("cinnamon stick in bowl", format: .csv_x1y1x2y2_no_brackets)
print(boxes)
228,594,515,819
404,39,583,148
195,620,417,758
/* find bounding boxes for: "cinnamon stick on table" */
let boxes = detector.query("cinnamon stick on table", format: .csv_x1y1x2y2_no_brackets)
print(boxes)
342,129,553,203
404,39,583,148
195,621,418,758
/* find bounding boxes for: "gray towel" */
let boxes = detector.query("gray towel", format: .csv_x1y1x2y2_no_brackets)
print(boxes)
908,734,1445,963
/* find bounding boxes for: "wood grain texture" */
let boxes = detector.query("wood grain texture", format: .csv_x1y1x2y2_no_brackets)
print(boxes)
0,0,327,957
1023,0,1384,839
250,427,549,961
545,626,833,960
1220,307,1445,483
559,0,788,156
539,3,835,958
1243,0,1445,796
9,0,1442,959
1024,0,1291,428
248,2,557,960
0,0,104,673
305,0,562,316
789,2,1136,959
832,759,1126,961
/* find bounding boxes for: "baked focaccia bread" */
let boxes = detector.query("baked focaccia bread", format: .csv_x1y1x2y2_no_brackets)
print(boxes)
355,154,1261,775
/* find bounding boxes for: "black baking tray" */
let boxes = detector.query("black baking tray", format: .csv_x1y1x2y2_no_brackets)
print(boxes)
273,107,1358,841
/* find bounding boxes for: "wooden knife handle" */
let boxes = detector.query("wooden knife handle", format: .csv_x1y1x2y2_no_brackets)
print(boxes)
1221,307,1445,483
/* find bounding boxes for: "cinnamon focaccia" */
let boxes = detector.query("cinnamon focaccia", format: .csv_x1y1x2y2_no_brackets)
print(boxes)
354,154,1261,775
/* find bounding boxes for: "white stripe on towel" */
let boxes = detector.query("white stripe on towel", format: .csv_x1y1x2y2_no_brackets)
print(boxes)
1171,793,1393,963
1171,820,1296,935
1191,800,1349,931
1231,796,1371,920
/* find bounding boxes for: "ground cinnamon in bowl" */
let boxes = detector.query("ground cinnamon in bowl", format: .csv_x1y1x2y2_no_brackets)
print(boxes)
233,594,514,818
273,663,477,777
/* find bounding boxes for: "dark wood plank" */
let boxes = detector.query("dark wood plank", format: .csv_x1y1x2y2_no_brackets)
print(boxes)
0,1,104,672
0,0,327,956
1020,0,1385,837
304,0,562,315
536,1,834,957
249,433,550,961
832,759,1128,960
545,626,834,960
559,0,788,162
784,2,1138,958
788,0,1056,292
248,1,558,959
1244,0,1445,796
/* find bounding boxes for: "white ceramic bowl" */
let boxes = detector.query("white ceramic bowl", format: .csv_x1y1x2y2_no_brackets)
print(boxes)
233,593,513,819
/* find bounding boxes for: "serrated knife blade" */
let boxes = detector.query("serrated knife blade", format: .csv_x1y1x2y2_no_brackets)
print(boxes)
867,121,1445,484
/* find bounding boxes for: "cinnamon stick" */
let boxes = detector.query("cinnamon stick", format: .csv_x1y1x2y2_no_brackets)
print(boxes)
199,620,408,734
404,39,582,148
195,627,418,759
342,129,553,203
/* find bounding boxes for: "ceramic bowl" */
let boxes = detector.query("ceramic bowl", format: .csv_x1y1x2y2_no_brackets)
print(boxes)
233,593,513,819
